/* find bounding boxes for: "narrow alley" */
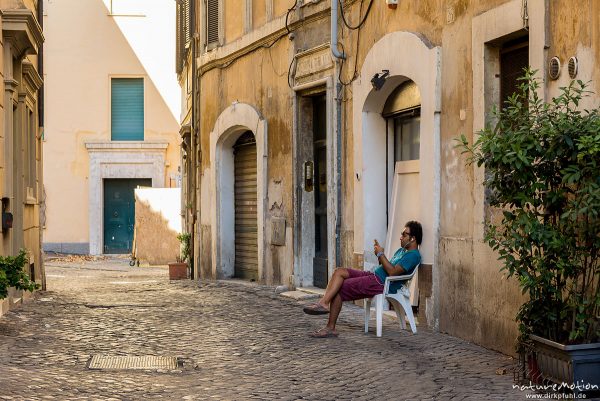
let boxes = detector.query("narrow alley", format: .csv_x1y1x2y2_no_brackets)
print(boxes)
0,257,530,400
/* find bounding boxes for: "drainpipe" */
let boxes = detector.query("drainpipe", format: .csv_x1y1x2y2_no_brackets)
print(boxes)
191,1,204,285
330,0,345,60
37,0,46,291
330,1,344,268
37,3,44,127
189,0,196,280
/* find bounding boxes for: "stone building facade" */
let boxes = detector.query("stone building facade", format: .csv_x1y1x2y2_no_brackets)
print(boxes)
177,0,600,354
0,0,45,317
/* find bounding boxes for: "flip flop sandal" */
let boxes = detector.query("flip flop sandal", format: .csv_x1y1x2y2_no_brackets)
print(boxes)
303,303,330,315
309,328,339,338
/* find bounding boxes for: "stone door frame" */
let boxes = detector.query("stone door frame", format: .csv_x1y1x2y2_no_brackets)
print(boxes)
86,141,168,255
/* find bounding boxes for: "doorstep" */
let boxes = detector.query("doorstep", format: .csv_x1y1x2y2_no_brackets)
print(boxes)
296,286,325,296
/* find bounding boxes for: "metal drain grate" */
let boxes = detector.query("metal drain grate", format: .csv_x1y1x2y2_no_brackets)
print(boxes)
88,355,178,370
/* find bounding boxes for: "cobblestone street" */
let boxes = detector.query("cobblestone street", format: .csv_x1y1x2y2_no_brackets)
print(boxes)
0,257,534,400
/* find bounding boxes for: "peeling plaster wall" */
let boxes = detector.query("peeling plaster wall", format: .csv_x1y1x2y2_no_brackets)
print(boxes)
198,8,311,286
339,0,597,355
547,1,600,108
193,0,599,355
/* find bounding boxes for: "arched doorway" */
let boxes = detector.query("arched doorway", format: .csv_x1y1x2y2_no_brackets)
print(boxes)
382,81,421,253
352,31,440,270
209,102,267,282
352,31,441,327
232,131,258,280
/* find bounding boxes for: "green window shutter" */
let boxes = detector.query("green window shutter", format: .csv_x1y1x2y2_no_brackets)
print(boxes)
111,78,144,141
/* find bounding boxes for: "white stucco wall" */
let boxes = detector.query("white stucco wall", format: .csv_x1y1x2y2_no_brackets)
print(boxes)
43,0,181,251
135,187,182,233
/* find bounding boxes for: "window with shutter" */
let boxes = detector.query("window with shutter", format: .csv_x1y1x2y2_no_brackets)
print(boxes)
176,1,183,73
206,0,219,49
184,0,191,46
176,0,192,74
500,37,529,107
111,78,144,141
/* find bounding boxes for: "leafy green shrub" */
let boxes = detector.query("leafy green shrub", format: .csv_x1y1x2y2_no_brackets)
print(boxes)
0,249,40,299
458,70,600,348
176,232,191,263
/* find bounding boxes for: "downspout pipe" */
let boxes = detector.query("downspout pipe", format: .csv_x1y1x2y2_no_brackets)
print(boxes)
330,0,345,60
189,0,196,280
331,0,344,268
37,0,46,291
37,3,44,126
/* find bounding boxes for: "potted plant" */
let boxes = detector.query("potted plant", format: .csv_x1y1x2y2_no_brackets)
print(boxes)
1,249,39,300
459,70,600,390
168,233,191,280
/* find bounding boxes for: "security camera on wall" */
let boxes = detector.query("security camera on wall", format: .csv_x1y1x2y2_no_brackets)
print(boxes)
386,0,398,9
371,70,390,91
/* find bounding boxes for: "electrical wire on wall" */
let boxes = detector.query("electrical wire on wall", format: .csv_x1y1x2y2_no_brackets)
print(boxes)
200,0,298,78
339,0,374,30
337,0,374,87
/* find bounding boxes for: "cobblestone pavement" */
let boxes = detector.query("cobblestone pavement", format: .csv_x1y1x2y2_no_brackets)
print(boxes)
0,257,538,400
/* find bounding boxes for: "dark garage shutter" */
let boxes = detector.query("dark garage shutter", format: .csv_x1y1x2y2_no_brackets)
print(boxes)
233,132,258,280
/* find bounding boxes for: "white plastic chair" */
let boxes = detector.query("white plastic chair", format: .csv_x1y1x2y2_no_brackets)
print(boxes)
364,264,419,336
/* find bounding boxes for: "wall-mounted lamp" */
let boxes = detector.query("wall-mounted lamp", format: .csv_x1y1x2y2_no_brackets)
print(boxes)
1,197,12,232
371,70,390,91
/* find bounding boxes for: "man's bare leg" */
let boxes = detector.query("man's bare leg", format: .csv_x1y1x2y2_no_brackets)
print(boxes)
316,268,350,309
326,293,342,331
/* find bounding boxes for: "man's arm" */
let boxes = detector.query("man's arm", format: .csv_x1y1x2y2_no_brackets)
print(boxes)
377,254,407,276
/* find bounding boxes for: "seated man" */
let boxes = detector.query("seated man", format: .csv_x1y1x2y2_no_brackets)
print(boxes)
303,220,422,338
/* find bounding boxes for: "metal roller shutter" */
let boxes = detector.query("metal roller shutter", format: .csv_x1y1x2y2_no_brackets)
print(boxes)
233,132,258,280
111,78,144,141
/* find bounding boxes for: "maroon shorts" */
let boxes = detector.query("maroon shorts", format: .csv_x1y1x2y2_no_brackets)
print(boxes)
338,268,384,302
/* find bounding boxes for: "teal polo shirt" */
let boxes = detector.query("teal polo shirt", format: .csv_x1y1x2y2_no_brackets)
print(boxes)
373,248,421,294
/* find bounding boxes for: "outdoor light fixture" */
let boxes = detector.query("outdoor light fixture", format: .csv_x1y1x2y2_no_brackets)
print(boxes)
371,70,390,91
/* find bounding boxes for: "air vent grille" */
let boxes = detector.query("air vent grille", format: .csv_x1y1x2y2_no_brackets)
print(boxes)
548,56,561,80
568,56,578,79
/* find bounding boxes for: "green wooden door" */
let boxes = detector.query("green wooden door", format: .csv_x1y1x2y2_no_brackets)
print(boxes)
103,178,151,254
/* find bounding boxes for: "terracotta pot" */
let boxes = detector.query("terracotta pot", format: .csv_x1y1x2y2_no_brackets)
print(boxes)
168,262,188,280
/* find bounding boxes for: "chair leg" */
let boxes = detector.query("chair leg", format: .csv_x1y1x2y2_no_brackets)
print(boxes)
393,303,407,330
364,299,371,333
375,294,383,337
398,295,417,334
